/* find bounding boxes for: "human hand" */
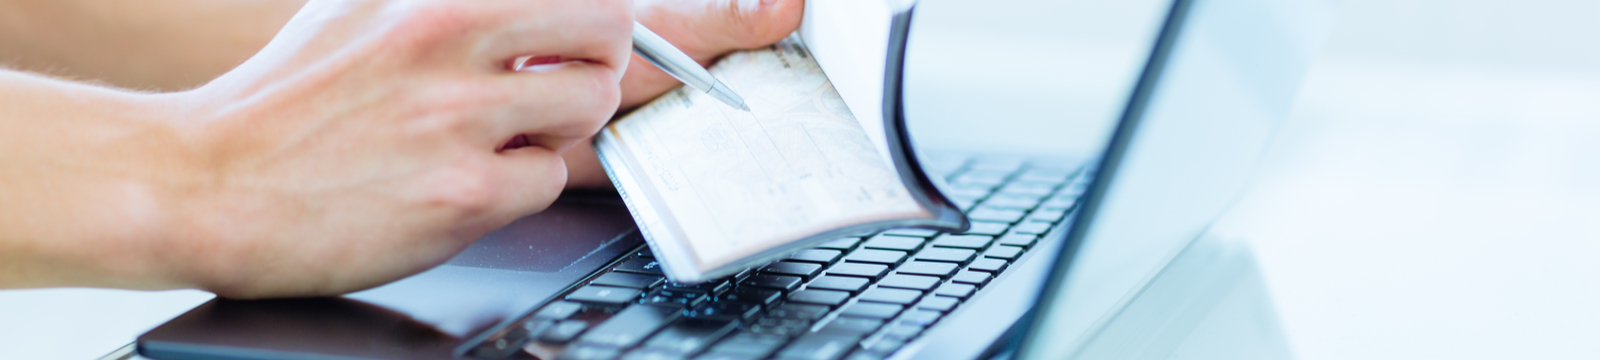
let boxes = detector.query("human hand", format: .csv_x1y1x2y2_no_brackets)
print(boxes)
159,0,633,298
561,0,805,188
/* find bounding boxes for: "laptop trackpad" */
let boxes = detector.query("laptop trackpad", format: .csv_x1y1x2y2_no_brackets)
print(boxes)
139,196,642,359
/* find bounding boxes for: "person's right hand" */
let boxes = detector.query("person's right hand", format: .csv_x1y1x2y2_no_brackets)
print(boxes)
150,0,633,298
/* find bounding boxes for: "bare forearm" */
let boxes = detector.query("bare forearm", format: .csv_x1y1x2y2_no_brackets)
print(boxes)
0,0,305,91
0,70,195,290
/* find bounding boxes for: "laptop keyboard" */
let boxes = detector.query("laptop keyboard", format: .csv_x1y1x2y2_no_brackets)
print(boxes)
486,155,1088,360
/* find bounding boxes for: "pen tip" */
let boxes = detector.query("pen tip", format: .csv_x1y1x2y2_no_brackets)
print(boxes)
740,104,751,112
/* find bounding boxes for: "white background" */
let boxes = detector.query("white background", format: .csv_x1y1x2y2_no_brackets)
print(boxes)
4,0,1600,358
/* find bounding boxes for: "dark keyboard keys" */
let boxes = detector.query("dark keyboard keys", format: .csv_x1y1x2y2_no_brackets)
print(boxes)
859,288,922,305
862,235,924,252
763,262,824,280
721,288,783,307
827,263,889,278
567,285,643,306
622,349,688,360
929,235,992,250
967,207,1026,223
968,259,1008,273
541,320,589,344
644,317,739,354
616,257,666,275
881,228,939,238
959,221,1010,236
777,333,862,360
707,333,787,358
995,234,1038,248
951,271,992,286
790,249,843,264
689,301,763,319
1012,222,1052,235
577,304,682,347
934,283,977,299
666,280,733,295
696,354,763,360
768,304,831,320
914,248,976,263
896,261,959,278
815,238,862,252
896,310,943,327
876,274,940,291
788,289,852,307
845,249,907,265
916,297,959,313
742,274,803,292
806,276,869,293
879,324,923,340
819,317,885,337
643,289,711,308
559,345,621,360
592,272,665,289
534,301,584,320
839,302,904,320
984,246,1023,260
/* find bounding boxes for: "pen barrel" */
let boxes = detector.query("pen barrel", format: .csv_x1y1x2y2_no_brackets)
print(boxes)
631,23,717,93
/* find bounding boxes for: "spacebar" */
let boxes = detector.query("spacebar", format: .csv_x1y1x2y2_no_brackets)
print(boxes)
576,304,683,347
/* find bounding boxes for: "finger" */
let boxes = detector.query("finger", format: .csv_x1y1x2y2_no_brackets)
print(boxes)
487,145,570,219
483,60,622,151
620,0,804,108
474,0,635,75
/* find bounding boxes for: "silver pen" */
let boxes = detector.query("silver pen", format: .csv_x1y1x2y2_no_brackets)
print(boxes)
632,22,750,111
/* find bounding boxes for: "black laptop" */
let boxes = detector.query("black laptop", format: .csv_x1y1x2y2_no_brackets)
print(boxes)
131,0,1329,359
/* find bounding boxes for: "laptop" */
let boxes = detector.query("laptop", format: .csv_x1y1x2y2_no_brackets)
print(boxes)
130,0,1330,359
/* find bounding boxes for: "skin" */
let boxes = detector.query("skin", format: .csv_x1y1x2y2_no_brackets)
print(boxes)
0,0,802,298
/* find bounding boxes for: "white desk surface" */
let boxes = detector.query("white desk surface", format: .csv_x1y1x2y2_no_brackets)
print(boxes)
4,0,1599,358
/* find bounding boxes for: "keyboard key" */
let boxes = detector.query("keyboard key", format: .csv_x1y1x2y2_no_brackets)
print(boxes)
778,333,863,360
998,183,1055,197
984,246,1023,260
896,261,959,278
578,304,683,347
645,317,739,354
968,207,1026,223
807,276,869,293
827,263,890,278
951,271,992,286
708,332,787,357
666,281,733,295
567,285,642,305
968,259,1009,273
959,221,1010,236
788,289,852,307
839,302,904,320
768,304,831,320
967,158,1025,173
914,248,976,263
534,301,584,320
1017,170,1073,184
616,257,666,274
943,186,991,199
820,317,885,336
857,339,904,357
592,272,665,289
952,172,1008,187
687,301,763,319
950,197,977,211
763,262,824,280
721,288,783,307
1012,222,1052,235
1026,209,1068,223
995,234,1038,248
815,238,862,251
789,249,843,264
859,288,923,305
879,324,923,340
897,310,943,327
1042,197,1078,211
642,289,710,308
935,283,977,298
540,319,589,344
881,228,939,237
559,345,621,360
622,349,689,360
862,235,924,252
916,297,959,312
845,249,907,265
876,274,940,291
696,354,763,360
742,275,803,292
980,195,1041,210
929,235,992,250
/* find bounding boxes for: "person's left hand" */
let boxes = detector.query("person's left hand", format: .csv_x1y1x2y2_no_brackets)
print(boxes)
559,0,805,188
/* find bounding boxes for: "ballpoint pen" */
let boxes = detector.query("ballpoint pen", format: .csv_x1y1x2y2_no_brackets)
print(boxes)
631,22,751,111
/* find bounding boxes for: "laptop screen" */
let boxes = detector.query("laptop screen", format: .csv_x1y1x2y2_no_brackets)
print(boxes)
1017,0,1330,358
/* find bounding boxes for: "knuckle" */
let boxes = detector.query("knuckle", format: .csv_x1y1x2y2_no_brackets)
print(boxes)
383,1,478,47
427,160,499,215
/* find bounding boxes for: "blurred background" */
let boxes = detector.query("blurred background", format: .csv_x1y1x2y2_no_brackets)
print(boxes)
4,0,1599,358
